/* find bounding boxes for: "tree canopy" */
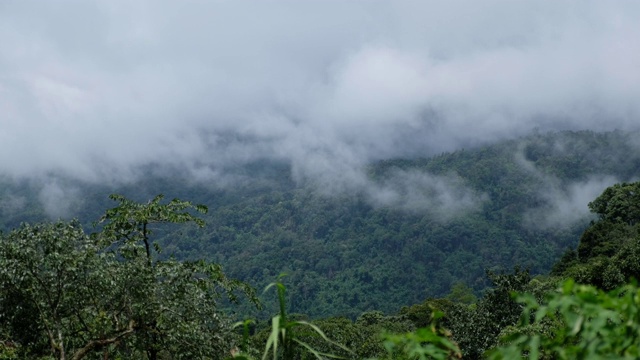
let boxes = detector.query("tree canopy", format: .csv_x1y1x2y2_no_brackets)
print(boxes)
0,194,257,360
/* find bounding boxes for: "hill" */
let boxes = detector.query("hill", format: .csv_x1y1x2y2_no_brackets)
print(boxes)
1,129,640,318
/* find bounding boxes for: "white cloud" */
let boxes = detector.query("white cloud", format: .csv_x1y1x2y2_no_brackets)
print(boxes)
0,0,638,200
525,176,621,229
37,179,83,219
367,170,488,220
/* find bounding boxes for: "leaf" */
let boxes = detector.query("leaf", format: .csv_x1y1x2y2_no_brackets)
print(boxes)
262,316,282,360
570,315,584,336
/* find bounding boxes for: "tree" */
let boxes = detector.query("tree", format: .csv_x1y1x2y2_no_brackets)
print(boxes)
489,279,640,359
443,268,547,359
588,182,640,225
96,194,253,359
378,311,462,360
445,282,477,305
97,193,209,264
0,194,258,360
552,181,640,289
0,221,119,359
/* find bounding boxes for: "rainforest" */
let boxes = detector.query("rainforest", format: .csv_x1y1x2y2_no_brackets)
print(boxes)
3,130,640,358
3,1,640,358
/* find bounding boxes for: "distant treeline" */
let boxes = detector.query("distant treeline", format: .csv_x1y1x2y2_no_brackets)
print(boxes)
1,130,640,319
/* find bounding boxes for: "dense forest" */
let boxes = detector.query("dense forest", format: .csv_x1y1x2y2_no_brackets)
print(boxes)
2,130,640,319
3,130,640,358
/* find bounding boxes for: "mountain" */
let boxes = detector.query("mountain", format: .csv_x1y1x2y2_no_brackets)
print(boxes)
1,129,640,318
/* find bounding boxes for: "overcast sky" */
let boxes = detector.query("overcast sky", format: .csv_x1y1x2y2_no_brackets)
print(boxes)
1,0,639,187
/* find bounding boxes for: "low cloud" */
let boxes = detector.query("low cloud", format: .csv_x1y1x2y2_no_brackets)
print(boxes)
1,1,639,214
367,170,488,220
37,179,83,219
0,194,26,216
524,175,620,229
514,143,625,228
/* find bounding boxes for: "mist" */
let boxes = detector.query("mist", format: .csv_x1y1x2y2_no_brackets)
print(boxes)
366,169,487,219
2,0,640,215
523,175,620,229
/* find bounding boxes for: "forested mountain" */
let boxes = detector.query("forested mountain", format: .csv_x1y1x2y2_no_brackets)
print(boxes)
2,130,640,318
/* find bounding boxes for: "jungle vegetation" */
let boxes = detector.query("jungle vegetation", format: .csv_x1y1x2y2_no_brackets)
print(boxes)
2,130,640,358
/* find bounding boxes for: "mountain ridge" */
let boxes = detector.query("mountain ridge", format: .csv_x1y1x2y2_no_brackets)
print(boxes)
1,129,639,318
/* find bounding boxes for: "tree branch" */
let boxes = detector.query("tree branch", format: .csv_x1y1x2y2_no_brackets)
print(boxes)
142,222,152,266
70,320,137,360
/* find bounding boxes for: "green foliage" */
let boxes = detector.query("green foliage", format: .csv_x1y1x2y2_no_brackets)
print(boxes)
275,310,414,359
0,340,17,360
489,279,640,359
378,311,462,360
0,194,256,360
588,182,640,225
350,312,415,359
98,193,208,262
0,221,109,359
2,130,640,325
441,268,536,359
232,276,352,360
445,282,477,305
173,130,640,317
554,181,640,290
4,130,640,319
235,281,463,360
5,133,640,358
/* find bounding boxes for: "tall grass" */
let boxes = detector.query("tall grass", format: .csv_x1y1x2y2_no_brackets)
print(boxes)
230,275,351,360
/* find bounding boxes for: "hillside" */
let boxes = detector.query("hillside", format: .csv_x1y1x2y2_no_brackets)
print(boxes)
1,130,640,318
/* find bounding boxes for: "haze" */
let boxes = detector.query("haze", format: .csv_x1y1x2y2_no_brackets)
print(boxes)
1,0,639,199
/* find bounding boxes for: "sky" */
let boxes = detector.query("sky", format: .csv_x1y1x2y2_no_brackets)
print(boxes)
1,0,640,218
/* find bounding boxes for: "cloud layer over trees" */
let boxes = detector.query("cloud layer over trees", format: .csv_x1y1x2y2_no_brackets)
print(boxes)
2,0,639,192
